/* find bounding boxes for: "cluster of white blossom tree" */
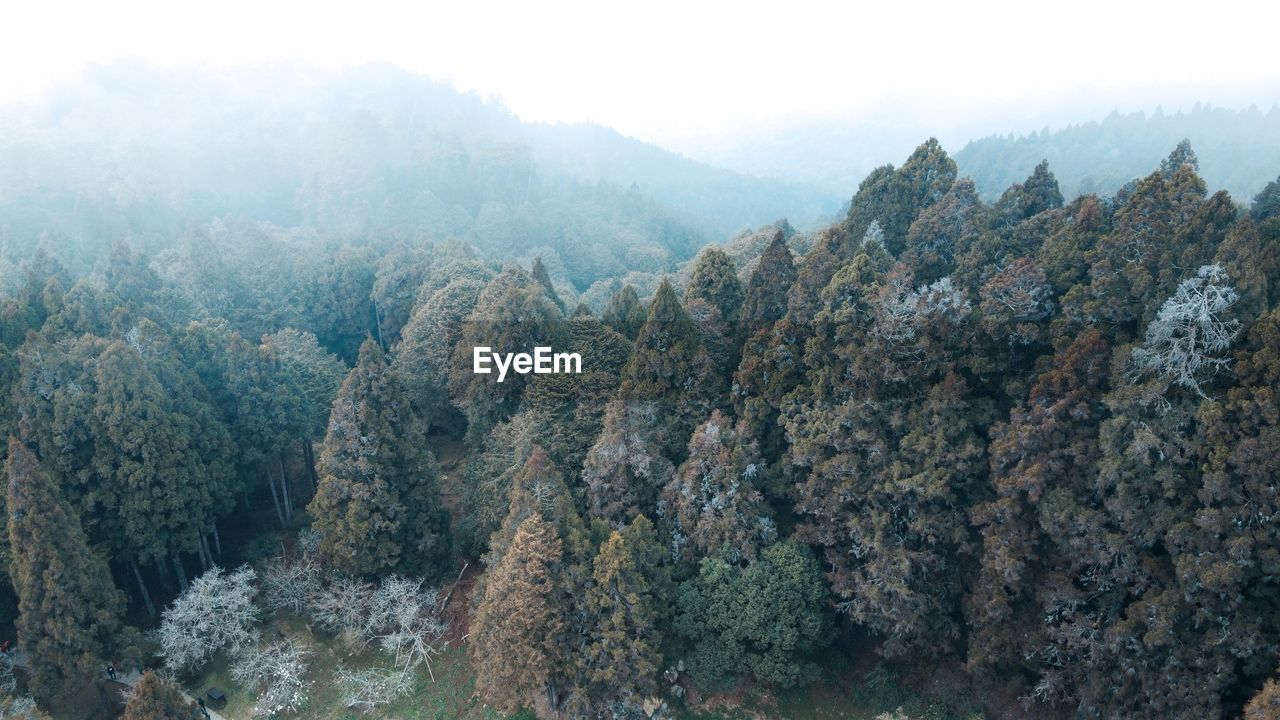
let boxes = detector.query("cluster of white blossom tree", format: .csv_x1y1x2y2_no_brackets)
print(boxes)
156,532,448,716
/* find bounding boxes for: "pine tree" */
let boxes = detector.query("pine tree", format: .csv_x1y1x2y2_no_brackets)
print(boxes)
120,671,192,720
7,438,123,702
901,177,986,285
522,315,631,475
740,231,796,337
685,247,743,329
91,337,236,576
842,139,958,256
470,513,570,714
661,411,774,565
309,338,451,579
484,446,586,573
965,329,1110,676
583,399,675,526
448,266,567,440
531,257,566,312
600,284,647,340
395,274,488,424
574,531,660,716
618,280,721,462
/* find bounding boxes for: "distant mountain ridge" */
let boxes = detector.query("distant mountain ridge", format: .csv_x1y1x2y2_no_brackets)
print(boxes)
955,104,1280,202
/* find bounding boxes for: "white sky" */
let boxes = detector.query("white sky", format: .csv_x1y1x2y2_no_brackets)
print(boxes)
4,0,1279,143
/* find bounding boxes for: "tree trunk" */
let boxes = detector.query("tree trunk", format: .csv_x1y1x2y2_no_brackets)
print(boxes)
130,557,155,617
301,438,318,492
212,526,223,559
279,455,293,522
196,538,210,572
200,534,215,570
267,471,286,527
154,555,171,591
374,300,387,352
171,551,189,593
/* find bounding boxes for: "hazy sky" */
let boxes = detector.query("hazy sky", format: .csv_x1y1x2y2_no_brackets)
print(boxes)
5,0,1279,143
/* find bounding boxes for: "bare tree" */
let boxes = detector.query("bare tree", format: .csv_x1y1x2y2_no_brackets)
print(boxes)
158,566,260,672
361,576,448,680
0,652,15,696
0,695,47,720
1130,264,1240,397
231,639,311,718
305,575,373,645
334,666,412,712
261,531,321,615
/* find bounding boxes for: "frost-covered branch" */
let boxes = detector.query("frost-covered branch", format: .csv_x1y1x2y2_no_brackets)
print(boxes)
1129,264,1240,396
158,566,260,673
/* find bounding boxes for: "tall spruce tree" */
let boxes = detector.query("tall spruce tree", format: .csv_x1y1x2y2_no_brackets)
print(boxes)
573,531,660,716
309,338,451,579
7,438,123,702
470,513,571,714
600,284,647,340
740,231,796,337
617,280,721,462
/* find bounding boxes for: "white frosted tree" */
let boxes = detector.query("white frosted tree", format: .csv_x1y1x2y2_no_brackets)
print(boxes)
1130,264,1240,397
158,566,261,672
230,639,311,718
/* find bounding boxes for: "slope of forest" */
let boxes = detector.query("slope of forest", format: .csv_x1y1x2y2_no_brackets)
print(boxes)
4,76,1280,720
0,64,838,290
955,105,1280,201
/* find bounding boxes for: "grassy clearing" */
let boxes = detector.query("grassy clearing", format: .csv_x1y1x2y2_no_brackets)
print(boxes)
669,660,987,720
181,614,512,720
181,614,982,720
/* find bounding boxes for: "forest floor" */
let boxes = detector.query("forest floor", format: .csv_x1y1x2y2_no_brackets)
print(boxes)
178,607,998,720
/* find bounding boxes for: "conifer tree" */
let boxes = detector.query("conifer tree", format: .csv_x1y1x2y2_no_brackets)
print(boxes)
522,315,631,475
574,531,660,716
685,247,743,329
531,257,565,312
583,399,675,526
600,284,647,340
394,274,488,423
309,338,451,579
901,177,986,284
120,671,192,720
740,231,796,337
470,513,571,714
7,438,123,702
617,280,721,461
661,411,774,565
448,266,567,440
843,139,958,256
965,330,1110,676
91,337,236,579
484,446,586,573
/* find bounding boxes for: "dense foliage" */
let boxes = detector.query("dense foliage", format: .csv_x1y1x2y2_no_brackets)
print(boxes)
3,84,1280,720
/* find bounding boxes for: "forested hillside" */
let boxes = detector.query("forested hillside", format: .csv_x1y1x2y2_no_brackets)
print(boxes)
4,87,1280,720
0,65,838,288
956,105,1280,202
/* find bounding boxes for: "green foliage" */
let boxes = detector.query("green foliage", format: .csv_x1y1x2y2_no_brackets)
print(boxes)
676,541,832,689
448,266,568,441
740,231,796,337
7,439,124,702
309,339,451,579
618,280,722,462
470,514,571,714
600,284,648,340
